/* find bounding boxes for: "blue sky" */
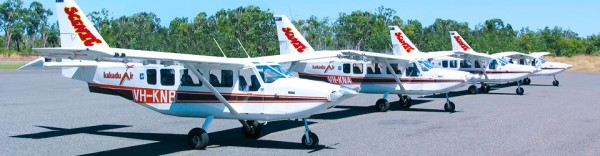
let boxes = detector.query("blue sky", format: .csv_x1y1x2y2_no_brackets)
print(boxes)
24,0,600,37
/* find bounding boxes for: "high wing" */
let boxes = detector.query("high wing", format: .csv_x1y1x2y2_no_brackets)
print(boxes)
250,50,342,64
453,51,495,60
493,51,537,60
340,50,413,91
409,51,456,59
529,52,551,58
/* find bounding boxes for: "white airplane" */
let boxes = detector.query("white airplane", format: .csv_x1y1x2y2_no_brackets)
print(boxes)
492,52,572,86
18,0,358,150
388,26,539,95
274,15,474,112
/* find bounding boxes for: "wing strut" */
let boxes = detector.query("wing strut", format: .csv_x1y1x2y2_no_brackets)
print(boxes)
382,59,406,91
184,64,240,117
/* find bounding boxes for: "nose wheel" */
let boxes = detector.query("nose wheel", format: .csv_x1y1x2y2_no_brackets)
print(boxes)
301,118,319,149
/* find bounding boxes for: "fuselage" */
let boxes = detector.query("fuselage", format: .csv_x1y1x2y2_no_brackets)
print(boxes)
291,58,471,95
63,61,351,121
430,56,538,83
514,57,572,76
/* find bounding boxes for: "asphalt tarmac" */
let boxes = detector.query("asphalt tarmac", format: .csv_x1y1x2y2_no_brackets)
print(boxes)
1,70,599,155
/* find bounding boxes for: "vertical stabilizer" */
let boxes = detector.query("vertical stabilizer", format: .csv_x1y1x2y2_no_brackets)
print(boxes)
56,0,108,48
274,15,314,55
389,26,420,56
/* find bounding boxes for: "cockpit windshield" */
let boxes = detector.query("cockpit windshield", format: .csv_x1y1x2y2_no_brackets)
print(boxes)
417,60,433,71
539,57,548,63
498,58,509,66
256,65,293,83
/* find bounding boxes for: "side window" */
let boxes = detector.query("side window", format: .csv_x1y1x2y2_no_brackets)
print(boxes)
353,63,363,74
239,68,257,91
160,69,175,86
460,60,472,68
474,60,481,68
366,63,381,74
442,60,449,68
180,69,202,86
386,63,401,74
450,60,458,68
343,63,351,74
519,59,525,65
147,69,157,85
210,70,234,87
406,63,420,77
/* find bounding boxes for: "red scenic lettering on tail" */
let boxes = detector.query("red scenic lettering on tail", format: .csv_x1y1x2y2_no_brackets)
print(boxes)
394,32,416,53
65,7,102,46
282,27,308,53
454,36,470,51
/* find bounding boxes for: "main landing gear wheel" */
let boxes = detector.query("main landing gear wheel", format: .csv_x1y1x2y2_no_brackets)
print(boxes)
524,78,532,85
480,84,491,93
188,128,209,150
301,131,319,149
375,99,390,112
242,120,262,139
468,85,478,95
399,95,412,108
444,101,456,112
553,80,559,86
516,87,525,95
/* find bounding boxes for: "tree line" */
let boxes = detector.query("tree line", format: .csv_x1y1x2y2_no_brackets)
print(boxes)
2,0,599,57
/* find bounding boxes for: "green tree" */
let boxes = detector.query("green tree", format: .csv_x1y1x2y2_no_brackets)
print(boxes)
0,0,24,51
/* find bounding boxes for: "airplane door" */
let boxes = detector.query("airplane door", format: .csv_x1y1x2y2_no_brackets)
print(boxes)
239,68,265,115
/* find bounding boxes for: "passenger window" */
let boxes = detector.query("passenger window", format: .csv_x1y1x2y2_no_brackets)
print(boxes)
450,60,458,68
238,69,256,91
343,63,351,74
353,63,363,74
386,63,402,74
460,60,472,68
442,60,449,68
474,60,481,68
147,69,157,85
406,63,420,77
180,69,202,86
160,69,175,86
209,70,233,87
367,63,382,74
519,59,525,65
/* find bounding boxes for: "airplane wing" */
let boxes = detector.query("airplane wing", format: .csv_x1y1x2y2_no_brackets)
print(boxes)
339,50,413,91
18,57,99,70
529,52,551,58
251,50,342,63
492,51,537,59
409,51,455,59
452,51,494,60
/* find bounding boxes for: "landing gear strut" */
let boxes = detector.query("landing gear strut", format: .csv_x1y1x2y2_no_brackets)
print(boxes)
301,118,319,149
443,93,455,112
187,115,214,150
375,92,390,112
516,80,525,95
552,75,560,86
398,94,412,109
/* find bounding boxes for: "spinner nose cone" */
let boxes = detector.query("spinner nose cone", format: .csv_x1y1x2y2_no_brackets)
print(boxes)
330,86,358,101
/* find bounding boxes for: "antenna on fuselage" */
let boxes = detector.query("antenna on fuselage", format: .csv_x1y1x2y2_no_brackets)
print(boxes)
237,39,251,58
213,38,227,58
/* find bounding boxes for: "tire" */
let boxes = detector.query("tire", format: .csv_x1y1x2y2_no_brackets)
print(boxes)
525,78,532,85
484,84,491,93
242,120,262,139
188,128,209,150
375,99,389,112
468,85,477,95
444,101,456,112
516,87,525,95
301,131,319,149
553,80,559,86
400,95,412,108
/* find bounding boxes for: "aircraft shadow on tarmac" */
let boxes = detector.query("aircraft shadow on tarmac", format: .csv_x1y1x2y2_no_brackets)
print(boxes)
10,98,458,155
423,82,523,99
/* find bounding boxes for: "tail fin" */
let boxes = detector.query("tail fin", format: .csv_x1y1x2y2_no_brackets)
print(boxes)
389,26,420,56
274,15,314,55
449,31,473,52
57,0,108,48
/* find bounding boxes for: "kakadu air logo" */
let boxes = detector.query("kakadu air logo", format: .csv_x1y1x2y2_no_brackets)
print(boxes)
104,65,135,85
65,6,103,46
282,27,308,53
312,62,335,73
394,32,415,53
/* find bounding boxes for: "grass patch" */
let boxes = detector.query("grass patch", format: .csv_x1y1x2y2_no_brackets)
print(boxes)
0,63,25,71
546,55,600,73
